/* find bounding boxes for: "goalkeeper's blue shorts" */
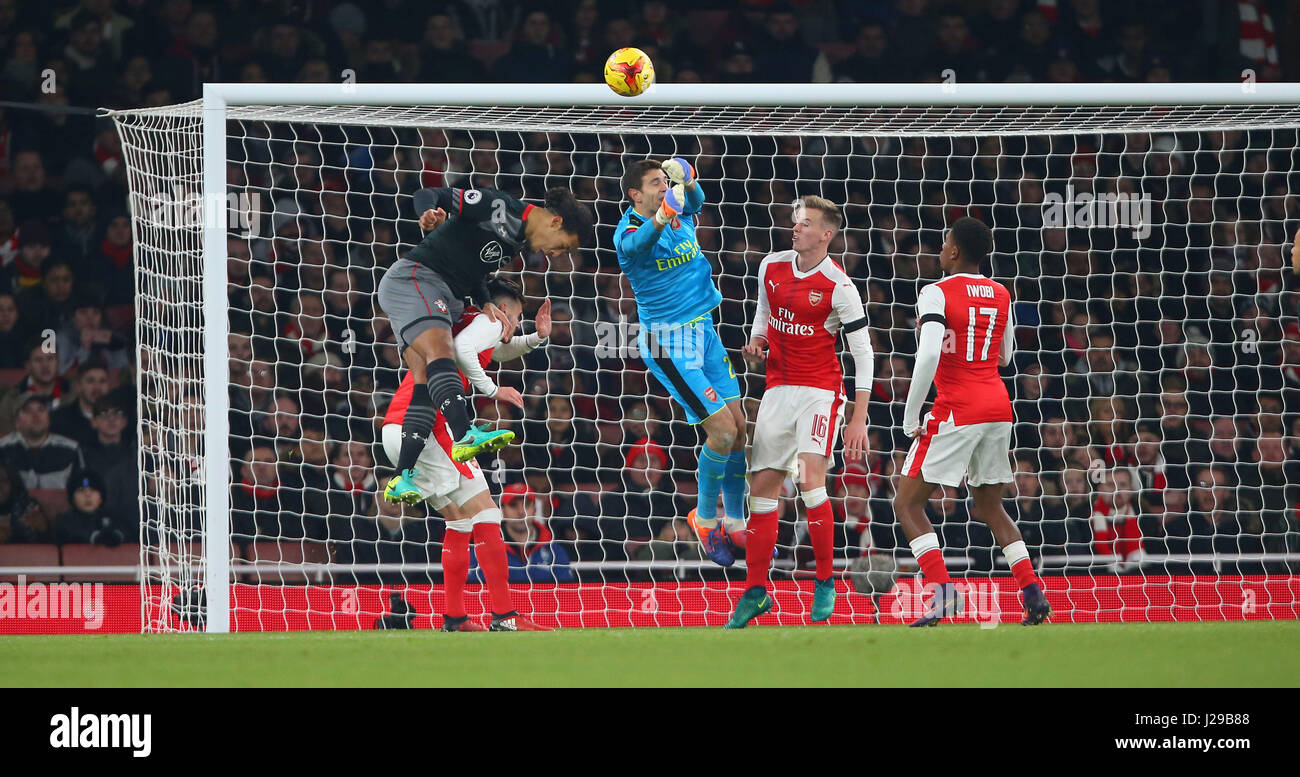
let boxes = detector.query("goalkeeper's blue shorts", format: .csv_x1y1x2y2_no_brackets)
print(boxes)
638,316,741,425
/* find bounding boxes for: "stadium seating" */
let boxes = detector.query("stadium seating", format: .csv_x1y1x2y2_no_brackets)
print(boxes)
242,541,331,584
60,543,140,582
0,544,61,582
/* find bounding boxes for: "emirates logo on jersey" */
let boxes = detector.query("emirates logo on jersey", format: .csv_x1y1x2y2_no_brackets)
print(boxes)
808,290,823,306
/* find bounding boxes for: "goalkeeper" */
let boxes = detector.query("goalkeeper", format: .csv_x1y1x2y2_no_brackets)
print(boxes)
615,158,748,567
378,184,591,505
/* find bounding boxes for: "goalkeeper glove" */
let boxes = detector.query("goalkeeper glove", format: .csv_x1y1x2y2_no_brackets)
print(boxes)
661,157,695,186
653,184,686,228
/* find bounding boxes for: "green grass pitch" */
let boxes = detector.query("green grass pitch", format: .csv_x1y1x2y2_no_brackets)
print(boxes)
2,621,1297,687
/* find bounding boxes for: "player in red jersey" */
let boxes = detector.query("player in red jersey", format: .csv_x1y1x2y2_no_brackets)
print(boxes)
380,277,553,632
896,217,1050,627
727,195,875,628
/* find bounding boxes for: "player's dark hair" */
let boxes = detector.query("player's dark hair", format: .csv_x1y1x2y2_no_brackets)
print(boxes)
543,186,594,245
486,275,524,305
621,159,662,199
949,216,992,267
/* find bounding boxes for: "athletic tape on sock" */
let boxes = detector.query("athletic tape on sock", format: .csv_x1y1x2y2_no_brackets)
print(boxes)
749,496,779,513
800,487,828,509
910,532,940,559
1003,540,1029,567
471,507,503,525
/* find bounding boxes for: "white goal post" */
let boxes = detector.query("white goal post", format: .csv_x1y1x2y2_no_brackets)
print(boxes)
109,82,1300,633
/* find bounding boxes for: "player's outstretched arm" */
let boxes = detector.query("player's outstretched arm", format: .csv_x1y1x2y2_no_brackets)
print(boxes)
492,299,550,362
616,185,687,258
454,313,524,408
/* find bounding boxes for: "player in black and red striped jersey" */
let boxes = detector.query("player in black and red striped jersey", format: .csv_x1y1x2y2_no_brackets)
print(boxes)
380,277,553,632
896,217,1051,627
728,195,875,629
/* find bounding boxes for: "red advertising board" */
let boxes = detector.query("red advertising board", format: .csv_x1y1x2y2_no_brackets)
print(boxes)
2,576,1297,634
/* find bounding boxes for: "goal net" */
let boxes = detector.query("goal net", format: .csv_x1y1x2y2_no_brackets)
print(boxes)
109,84,1300,632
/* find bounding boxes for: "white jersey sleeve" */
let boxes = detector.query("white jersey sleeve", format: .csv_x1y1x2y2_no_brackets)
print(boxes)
491,332,545,363
999,303,1015,367
454,313,504,397
830,280,874,393
916,283,947,326
750,254,775,341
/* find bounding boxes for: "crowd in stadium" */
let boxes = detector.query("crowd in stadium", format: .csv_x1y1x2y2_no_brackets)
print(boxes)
0,0,1298,583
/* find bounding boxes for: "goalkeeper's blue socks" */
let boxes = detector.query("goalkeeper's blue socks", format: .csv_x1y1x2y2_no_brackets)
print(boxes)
721,449,749,527
694,446,729,528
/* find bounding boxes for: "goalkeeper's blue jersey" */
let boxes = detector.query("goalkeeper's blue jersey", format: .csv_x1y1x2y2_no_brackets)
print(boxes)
614,186,722,327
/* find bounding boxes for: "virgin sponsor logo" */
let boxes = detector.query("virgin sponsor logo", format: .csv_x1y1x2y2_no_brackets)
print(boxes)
480,241,504,264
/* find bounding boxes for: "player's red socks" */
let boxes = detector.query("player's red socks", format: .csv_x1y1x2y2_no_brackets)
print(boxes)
745,508,779,589
1002,540,1041,590
473,521,514,614
441,529,471,618
909,532,952,586
804,492,835,580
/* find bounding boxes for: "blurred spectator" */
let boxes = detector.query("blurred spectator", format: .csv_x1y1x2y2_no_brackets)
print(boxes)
9,219,52,292
889,0,938,76
56,470,130,547
450,0,522,41
87,212,134,306
472,482,574,583
494,10,570,82
753,4,830,83
1008,456,1076,558
326,440,376,519
1056,0,1110,79
158,9,225,101
931,7,985,82
16,340,72,406
231,443,316,545
81,396,137,526
0,291,24,367
522,395,599,489
18,259,78,338
56,187,100,273
57,294,128,375
716,40,755,82
1090,467,1142,572
0,461,50,543
62,11,117,103
420,12,487,83
565,0,602,75
836,22,910,83
51,362,110,447
0,394,84,491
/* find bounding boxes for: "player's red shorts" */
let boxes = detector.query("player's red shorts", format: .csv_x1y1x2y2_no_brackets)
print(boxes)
902,413,1013,488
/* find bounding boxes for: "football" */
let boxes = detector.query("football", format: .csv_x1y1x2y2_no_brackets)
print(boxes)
604,47,655,97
